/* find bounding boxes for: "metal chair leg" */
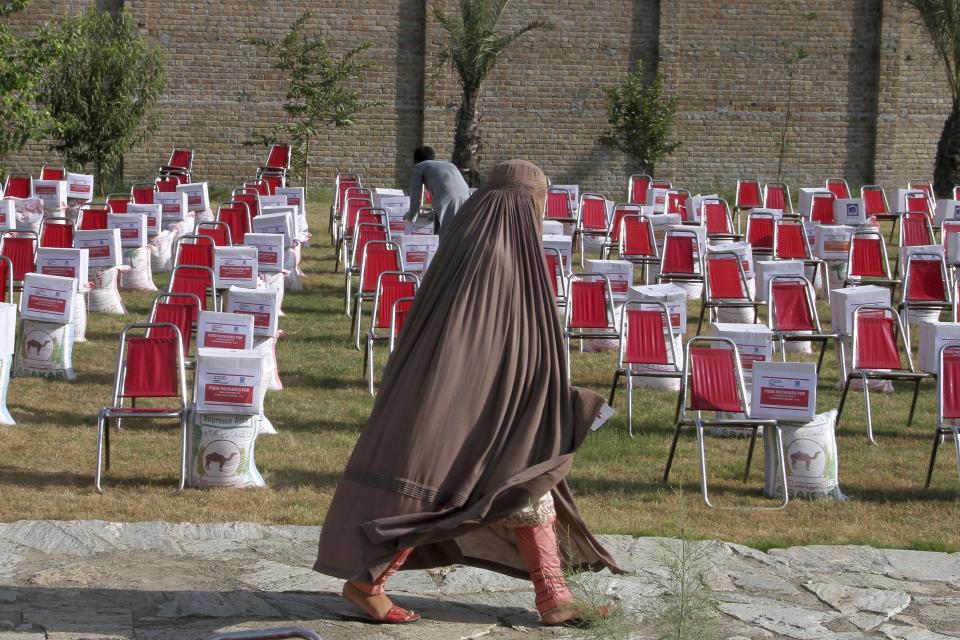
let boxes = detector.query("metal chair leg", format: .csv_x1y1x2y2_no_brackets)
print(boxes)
695,421,714,508
815,339,828,375
95,410,106,494
862,373,876,444
774,425,790,509
953,426,960,484
663,421,683,483
696,305,706,335
743,426,758,482
627,375,634,438
174,413,188,495
366,335,375,396
344,274,353,316
925,428,942,488
907,378,922,427
608,370,621,406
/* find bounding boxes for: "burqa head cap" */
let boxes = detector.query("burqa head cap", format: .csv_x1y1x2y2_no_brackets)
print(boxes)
486,160,548,205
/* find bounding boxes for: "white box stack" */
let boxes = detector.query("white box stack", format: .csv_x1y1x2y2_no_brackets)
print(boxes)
629,283,687,333
828,285,891,336
195,348,263,415
74,228,121,267
755,260,805,302
244,233,285,272
918,321,960,374
214,246,259,289
400,234,439,275
710,322,774,377
751,361,817,422
107,213,148,247
833,199,866,226
585,259,633,301
20,273,76,324
197,311,255,350
176,182,210,212
815,225,855,260
36,248,88,289
225,286,279,337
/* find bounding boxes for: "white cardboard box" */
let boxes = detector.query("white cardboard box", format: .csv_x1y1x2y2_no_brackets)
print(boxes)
20,272,76,324
0,302,15,357
686,193,719,224
65,173,94,201
257,195,284,209
710,241,754,278
225,286,279,337
31,180,66,211
828,285,891,336
747,207,784,220
197,310,255,350
834,198,866,226
243,233,285,273
373,188,406,207
36,248,88,289
155,191,188,222
799,188,832,218
542,220,565,236
0,200,14,231
552,185,579,211
251,211,295,247
275,186,306,217
755,260,805,301
400,234,439,274
585,259,633,301
107,213,148,247
176,182,210,212
647,187,669,213
804,220,819,251
195,347,263,415
648,213,682,247
405,218,435,236
668,224,706,259
919,321,960,374
383,206,407,236
893,188,926,213
751,361,817,421
74,228,121,267
214,246,259,289
543,235,573,275
127,203,162,235
815,224,854,260
711,322,774,375
628,283,687,333
935,199,960,225
899,244,944,277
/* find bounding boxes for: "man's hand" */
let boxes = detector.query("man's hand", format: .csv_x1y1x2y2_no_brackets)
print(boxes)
404,209,418,223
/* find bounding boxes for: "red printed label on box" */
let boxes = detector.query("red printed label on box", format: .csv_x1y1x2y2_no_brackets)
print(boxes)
258,251,278,265
161,203,180,214
235,310,270,328
88,245,110,258
824,240,850,253
670,313,682,329
202,332,248,349
26,295,65,314
187,194,201,206
760,386,809,408
34,185,56,195
407,251,426,263
69,181,90,194
40,265,75,277
204,383,254,405
120,228,139,240
220,265,252,279
610,279,629,294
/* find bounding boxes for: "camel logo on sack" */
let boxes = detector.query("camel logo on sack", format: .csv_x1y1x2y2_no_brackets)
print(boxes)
26,288,66,315
204,373,254,407
786,438,826,477
23,329,54,360
202,439,243,476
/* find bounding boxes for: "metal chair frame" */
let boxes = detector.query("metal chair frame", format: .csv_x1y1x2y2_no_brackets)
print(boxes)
926,344,960,488
697,250,765,334
196,221,234,247
861,184,900,242
763,181,794,215
344,221,392,315
574,193,610,267
825,177,851,199
656,228,704,288
168,264,219,312
0,230,38,290
843,228,899,292
898,251,952,346
766,274,837,374
364,271,420,394
601,204,642,259
563,273,619,381
543,247,569,306
627,173,653,205
38,217,75,249
351,240,402,342
702,197,741,242
773,218,829,293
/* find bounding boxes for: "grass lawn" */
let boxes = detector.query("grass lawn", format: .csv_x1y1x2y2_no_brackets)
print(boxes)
1,195,959,552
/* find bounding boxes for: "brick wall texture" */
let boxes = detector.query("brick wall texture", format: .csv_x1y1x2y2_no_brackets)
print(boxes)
3,0,953,199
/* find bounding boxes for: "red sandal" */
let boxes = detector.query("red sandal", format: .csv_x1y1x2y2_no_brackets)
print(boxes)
339,582,421,624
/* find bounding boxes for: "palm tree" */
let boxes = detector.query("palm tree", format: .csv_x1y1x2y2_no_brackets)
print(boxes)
907,0,960,196
433,0,552,186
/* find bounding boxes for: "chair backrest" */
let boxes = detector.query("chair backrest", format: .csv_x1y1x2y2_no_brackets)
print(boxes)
825,178,850,199
543,248,564,298
359,241,402,294
619,214,657,258
173,234,215,270
578,194,608,232
939,345,960,423
861,185,889,215
0,256,12,303
39,218,74,249
217,201,252,243
113,324,186,403
168,265,216,317
390,296,416,351
259,171,283,194
774,220,811,260
619,301,678,369
746,212,776,252
628,174,652,204
848,231,891,279
78,204,109,230
372,271,419,330
566,274,615,329
3,173,31,199
351,223,390,266
345,196,375,233
148,293,198,353
106,193,131,213
905,192,933,219
335,175,361,213
167,148,193,170
903,253,949,304
245,179,270,197
685,338,747,414
39,164,65,180
156,175,179,192
736,178,762,209
606,204,641,244
810,192,836,224
764,182,791,213
852,306,908,371
197,221,233,247
264,143,291,170
705,251,749,300
233,192,261,218
131,182,157,204
900,212,934,247
660,229,700,275
545,189,573,220
651,179,672,191
768,275,820,332
703,198,735,235
908,179,935,201
0,231,37,281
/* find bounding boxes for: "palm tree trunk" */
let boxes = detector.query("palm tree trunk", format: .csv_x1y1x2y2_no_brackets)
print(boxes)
934,102,960,199
452,88,482,187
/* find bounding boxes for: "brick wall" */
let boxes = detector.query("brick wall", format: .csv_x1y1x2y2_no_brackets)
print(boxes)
2,1,953,200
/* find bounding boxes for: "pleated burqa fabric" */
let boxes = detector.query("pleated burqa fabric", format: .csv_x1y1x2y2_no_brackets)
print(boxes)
315,160,621,582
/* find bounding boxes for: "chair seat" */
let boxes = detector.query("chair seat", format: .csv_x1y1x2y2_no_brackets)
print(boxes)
679,416,777,428
852,370,931,380
620,365,682,377
103,407,185,418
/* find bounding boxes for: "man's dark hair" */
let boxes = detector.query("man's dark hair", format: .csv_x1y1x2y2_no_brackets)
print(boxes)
414,145,436,163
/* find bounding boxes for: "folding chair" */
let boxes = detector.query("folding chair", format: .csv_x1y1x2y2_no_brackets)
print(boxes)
563,273,619,381
906,191,934,222
78,204,110,230
767,275,837,374
156,175,179,192
95,322,189,494
703,198,741,242
628,173,652,205
825,177,851,199
364,271,419,394
544,247,568,306
608,300,683,436
899,252,951,345
651,179,673,192
843,229,898,291
131,182,157,204
735,178,763,212
257,169,285,194
698,250,764,333
208,626,323,640
574,193,609,267
196,221,232,247
665,189,692,222
245,178,270,197
862,185,899,242
259,143,291,179
3,173,31,199
545,187,576,224
0,230,38,290
173,234,215,273
39,164,66,180
836,305,931,443
908,179,935,205
351,240,402,343
330,173,361,244
601,204,642,259
389,296,415,353
106,193,131,213
663,336,788,509
0,255,12,303
148,292,198,366
38,217,74,249
810,192,836,224
165,148,194,174
344,221,391,313
613,214,660,284
774,218,827,291
168,265,217,318
745,211,776,259
657,228,703,289
926,344,960,488
216,201,253,244
233,189,261,219
895,211,936,274
764,182,793,215
338,202,382,273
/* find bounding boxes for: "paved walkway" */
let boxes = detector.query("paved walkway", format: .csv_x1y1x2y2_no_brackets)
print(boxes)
0,521,957,639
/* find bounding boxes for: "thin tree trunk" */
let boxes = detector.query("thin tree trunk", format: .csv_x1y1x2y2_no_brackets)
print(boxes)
934,102,960,199
452,88,482,187
303,136,310,193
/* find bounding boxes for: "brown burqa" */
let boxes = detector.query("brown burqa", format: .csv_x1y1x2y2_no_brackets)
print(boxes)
315,159,621,583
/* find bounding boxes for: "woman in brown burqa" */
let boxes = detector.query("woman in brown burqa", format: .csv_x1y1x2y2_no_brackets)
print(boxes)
315,159,620,626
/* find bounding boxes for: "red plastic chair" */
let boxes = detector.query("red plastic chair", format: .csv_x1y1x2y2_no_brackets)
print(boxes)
245,179,270,197
0,230,38,287
258,170,284,194
810,192,836,224
664,336,787,509
262,143,291,173
862,185,899,241
166,148,194,172
698,251,764,333
906,191,933,220
351,241,402,343
106,193,131,213
703,198,740,242
825,178,851,199
78,204,110,230
601,204,642,259
575,193,609,267
330,173,361,243
217,201,253,244
148,292,198,356
763,182,793,214
545,188,576,223
173,234,215,272
3,173,31,199
95,323,190,494
608,301,683,436
39,164,66,180
233,191,261,219
389,296,415,353
836,305,930,443
131,182,157,204
168,265,217,319
735,178,762,211
843,229,897,290
156,175,179,193
895,211,936,273
0,255,12,303
774,219,827,289
657,228,703,288
628,174,652,205
197,221,232,247
563,273,618,379
767,275,837,373
365,271,419,394
899,252,951,345
159,167,190,185
344,222,390,313
908,179,935,203
745,211,776,257
39,217,74,249
336,192,376,272
927,344,960,487
543,248,567,304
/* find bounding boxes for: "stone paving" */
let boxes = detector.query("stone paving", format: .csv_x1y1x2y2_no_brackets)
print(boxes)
0,521,958,640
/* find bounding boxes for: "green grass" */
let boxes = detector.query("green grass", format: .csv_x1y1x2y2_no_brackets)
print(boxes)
1,197,958,553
